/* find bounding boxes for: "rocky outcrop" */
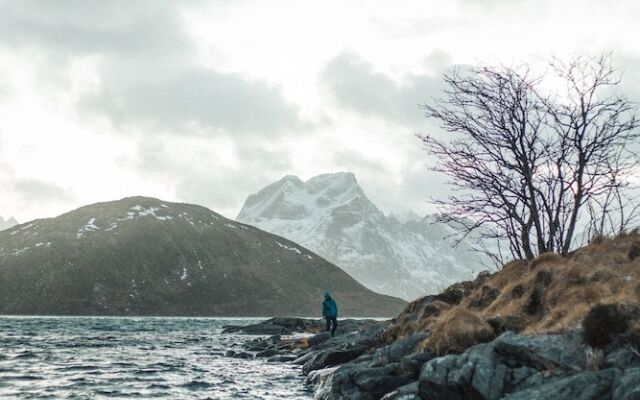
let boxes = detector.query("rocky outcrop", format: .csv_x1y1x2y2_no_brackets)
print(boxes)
222,311,640,400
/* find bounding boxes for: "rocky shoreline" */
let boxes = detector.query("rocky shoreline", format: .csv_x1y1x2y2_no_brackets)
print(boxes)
223,314,640,399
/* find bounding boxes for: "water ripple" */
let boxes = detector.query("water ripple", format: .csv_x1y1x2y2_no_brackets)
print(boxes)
0,316,312,399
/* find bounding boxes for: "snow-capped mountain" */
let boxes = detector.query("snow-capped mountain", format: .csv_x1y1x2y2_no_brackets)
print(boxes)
0,216,18,231
237,172,492,301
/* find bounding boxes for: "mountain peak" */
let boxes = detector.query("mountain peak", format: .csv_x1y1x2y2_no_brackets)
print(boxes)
237,172,491,301
237,171,373,222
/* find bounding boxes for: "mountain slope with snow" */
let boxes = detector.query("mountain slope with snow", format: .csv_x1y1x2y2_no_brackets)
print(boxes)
0,196,405,316
237,172,491,301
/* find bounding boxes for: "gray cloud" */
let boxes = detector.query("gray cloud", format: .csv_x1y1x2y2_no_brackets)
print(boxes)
320,52,445,125
131,138,293,218
82,65,302,134
12,178,74,204
0,0,303,136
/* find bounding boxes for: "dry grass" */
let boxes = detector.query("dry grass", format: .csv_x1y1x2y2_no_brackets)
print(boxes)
385,230,640,354
422,308,495,355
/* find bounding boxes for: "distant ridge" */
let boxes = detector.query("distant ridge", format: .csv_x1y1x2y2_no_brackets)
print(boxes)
0,196,405,316
237,172,491,301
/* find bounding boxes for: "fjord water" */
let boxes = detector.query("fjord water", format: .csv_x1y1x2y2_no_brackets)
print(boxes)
0,316,312,399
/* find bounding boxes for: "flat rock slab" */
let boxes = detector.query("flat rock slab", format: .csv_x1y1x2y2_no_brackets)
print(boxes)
222,317,387,336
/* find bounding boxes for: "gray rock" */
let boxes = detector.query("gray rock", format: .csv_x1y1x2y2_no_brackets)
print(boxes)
255,349,279,358
370,332,428,367
503,369,617,400
302,346,366,375
292,350,318,365
351,362,415,399
493,331,586,371
604,347,640,370
613,367,640,400
418,331,587,400
308,332,332,347
380,381,420,400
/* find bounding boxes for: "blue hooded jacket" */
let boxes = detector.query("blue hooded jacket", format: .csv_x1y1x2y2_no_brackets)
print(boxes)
322,292,338,318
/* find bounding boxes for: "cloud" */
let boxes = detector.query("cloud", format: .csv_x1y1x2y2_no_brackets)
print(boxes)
320,52,445,125
129,137,293,218
82,65,303,135
11,178,74,204
0,0,303,136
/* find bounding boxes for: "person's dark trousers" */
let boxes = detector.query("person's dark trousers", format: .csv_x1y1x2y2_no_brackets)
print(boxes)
325,316,338,337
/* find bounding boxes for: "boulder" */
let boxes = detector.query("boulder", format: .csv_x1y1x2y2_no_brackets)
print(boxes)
308,332,332,347
302,346,366,375
380,381,420,400
603,347,640,370
613,367,640,400
312,349,434,399
370,332,428,367
503,369,617,400
418,331,587,400
493,331,586,371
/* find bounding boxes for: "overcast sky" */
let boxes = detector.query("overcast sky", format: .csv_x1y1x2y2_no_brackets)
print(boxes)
1,0,639,222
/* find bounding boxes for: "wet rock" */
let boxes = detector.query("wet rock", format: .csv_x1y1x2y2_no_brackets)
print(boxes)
306,366,340,386
308,332,332,347
225,349,253,359
302,346,366,375
222,323,293,335
380,381,420,400
266,354,298,363
222,317,387,337
313,348,433,399
292,350,318,365
255,349,279,358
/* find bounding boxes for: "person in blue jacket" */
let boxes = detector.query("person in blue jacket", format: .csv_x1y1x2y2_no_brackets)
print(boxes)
322,291,338,337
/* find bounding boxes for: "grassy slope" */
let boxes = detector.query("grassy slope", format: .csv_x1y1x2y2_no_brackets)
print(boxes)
385,230,640,355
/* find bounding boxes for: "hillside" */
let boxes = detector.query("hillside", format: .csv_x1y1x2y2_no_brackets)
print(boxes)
237,172,491,301
385,230,640,353
0,197,406,316
290,231,640,399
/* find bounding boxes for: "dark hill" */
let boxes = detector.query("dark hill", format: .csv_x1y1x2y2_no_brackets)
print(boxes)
0,197,406,316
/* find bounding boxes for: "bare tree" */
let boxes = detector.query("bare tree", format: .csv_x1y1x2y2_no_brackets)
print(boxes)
419,55,640,263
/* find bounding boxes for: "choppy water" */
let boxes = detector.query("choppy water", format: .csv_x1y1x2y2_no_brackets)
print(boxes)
0,316,313,399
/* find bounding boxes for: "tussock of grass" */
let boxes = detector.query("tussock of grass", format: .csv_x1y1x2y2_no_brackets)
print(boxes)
385,230,640,354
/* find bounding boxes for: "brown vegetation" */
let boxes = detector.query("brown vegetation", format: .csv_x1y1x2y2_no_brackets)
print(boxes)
385,230,640,355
